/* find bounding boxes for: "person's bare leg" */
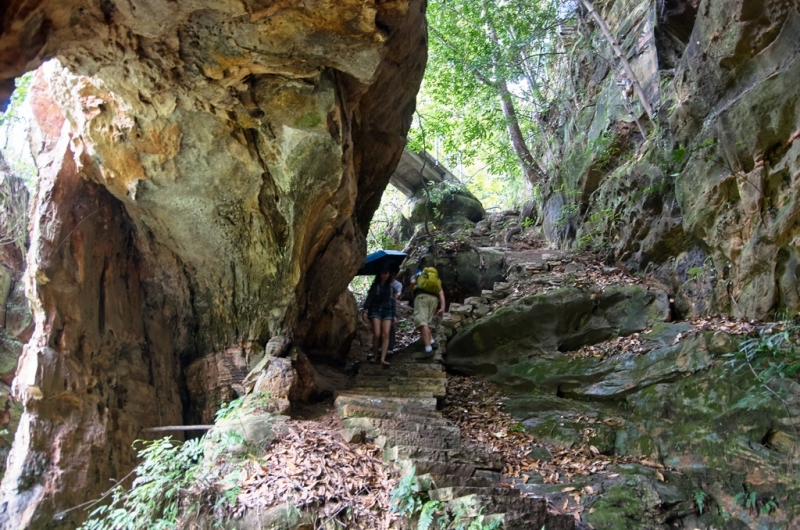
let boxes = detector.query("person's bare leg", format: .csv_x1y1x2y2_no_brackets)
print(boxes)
370,318,381,359
421,325,432,347
381,319,392,365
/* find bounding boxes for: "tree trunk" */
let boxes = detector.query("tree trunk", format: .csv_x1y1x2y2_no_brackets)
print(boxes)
482,12,547,187
579,0,653,118
496,77,546,185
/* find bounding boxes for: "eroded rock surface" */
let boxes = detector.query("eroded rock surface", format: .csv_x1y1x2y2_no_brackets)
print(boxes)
0,154,31,482
0,1,426,527
542,0,800,320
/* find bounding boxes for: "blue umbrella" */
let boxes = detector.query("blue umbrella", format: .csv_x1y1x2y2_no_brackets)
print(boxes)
356,250,407,276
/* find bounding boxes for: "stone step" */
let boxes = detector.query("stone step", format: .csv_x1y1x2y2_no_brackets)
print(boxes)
443,494,548,526
428,486,519,502
339,387,438,399
376,431,462,450
353,375,446,387
418,474,499,489
399,459,477,478
385,445,504,470
343,417,460,436
334,394,438,412
380,427,463,447
502,509,576,530
337,403,444,421
348,380,446,394
337,389,437,399
357,365,445,378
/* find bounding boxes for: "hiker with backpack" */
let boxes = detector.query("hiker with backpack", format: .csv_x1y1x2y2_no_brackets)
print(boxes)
410,257,446,357
361,266,397,367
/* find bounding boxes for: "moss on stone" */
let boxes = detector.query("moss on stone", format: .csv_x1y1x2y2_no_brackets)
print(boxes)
295,110,322,129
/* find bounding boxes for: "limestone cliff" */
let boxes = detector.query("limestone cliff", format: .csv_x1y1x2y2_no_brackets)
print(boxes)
0,1,426,527
542,0,800,321
0,154,31,482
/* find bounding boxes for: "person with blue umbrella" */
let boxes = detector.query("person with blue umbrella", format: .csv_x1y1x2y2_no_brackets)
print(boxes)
360,264,397,367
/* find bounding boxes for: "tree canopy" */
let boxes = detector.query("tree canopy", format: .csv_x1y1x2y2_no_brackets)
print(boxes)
409,0,569,206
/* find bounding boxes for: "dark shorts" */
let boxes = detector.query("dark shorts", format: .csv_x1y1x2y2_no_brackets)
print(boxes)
369,308,394,321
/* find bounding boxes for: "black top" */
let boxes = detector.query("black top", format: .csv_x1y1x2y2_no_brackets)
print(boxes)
363,281,396,318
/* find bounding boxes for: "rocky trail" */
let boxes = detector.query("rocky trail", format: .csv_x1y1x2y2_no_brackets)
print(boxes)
194,230,800,529
335,344,576,530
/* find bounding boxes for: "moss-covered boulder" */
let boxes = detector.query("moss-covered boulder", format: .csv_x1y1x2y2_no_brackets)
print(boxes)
496,327,800,526
446,285,667,379
408,183,485,225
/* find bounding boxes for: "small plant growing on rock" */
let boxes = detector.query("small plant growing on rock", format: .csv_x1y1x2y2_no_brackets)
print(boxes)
693,489,707,515
215,396,246,421
760,497,778,515
723,321,800,411
80,437,205,530
391,467,502,530
509,421,526,433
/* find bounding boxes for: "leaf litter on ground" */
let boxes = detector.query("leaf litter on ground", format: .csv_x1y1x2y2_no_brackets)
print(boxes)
188,421,399,530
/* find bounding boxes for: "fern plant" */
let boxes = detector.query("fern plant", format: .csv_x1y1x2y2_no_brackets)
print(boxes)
693,489,707,515
391,467,502,530
390,467,427,517
723,322,800,412
80,437,205,530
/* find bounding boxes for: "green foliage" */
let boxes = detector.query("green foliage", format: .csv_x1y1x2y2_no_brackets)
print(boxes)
215,396,246,422
693,489,707,515
733,486,758,512
214,471,243,510
0,73,38,189
686,267,704,283
418,499,444,530
508,422,526,433
391,468,502,530
588,132,621,170
665,138,717,179
409,0,565,201
367,229,403,253
671,145,686,166
427,181,468,208
577,207,622,252
0,73,33,128
723,321,800,411
390,468,427,518
521,216,535,228
80,437,205,530
760,497,778,515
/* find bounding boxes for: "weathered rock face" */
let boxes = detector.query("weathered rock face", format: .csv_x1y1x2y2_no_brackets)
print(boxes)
0,1,426,527
445,283,799,526
0,154,31,481
446,285,669,383
503,329,800,528
542,0,800,320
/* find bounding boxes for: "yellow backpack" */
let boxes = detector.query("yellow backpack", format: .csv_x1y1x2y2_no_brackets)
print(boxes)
417,267,442,295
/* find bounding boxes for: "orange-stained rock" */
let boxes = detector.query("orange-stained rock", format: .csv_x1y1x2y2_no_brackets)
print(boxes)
0,0,426,527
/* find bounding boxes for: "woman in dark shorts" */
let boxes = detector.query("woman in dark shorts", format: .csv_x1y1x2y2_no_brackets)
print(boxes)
361,267,397,366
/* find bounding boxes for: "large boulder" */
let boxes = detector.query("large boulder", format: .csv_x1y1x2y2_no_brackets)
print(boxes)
501,328,800,527
446,285,669,381
408,182,486,226
0,1,427,527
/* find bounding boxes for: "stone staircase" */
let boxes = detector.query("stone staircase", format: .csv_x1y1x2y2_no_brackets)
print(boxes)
335,351,574,530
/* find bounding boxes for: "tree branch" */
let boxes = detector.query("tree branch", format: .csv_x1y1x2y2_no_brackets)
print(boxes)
579,0,653,119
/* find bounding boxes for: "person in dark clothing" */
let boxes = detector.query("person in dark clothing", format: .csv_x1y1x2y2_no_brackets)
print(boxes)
361,266,397,366
388,269,402,353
